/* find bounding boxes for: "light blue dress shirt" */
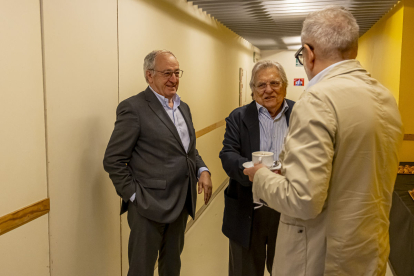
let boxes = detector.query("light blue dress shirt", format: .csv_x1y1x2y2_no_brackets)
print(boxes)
130,87,209,202
256,99,289,160
254,100,289,208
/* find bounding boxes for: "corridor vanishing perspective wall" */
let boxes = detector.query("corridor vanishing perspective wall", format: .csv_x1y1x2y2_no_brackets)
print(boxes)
358,0,414,161
0,0,257,275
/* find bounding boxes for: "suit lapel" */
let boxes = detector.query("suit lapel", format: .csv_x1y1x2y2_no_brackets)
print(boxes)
285,99,295,127
144,88,186,152
242,101,260,153
178,105,195,151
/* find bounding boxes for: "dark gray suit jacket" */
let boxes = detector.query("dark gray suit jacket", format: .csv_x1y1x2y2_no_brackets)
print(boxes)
103,87,207,223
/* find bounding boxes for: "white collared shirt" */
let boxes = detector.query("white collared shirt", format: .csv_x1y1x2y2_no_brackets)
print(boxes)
306,60,350,90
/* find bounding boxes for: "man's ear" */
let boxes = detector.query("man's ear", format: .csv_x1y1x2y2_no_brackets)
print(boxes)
146,70,153,84
304,44,315,70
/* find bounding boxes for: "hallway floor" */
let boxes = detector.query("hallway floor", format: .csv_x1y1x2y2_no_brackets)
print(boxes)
156,183,394,276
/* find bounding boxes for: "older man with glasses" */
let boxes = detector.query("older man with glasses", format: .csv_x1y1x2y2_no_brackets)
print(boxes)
104,50,212,276
220,60,295,276
244,6,403,276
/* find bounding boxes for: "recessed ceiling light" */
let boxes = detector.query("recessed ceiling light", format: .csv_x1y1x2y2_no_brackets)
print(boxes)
247,38,278,47
282,36,302,45
287,45,302,50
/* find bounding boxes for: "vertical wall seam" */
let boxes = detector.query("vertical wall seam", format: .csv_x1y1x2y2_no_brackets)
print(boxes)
117,0,120,106
39,0,52,275
117,0,122,275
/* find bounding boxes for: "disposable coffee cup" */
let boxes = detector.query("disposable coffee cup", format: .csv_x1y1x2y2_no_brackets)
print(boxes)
252,151,274,168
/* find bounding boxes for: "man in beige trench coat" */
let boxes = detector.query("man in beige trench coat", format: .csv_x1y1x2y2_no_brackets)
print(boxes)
244,6,403,276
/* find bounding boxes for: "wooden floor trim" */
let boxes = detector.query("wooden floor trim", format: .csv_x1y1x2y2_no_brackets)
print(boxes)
404,134,414,141
195,119,226,138
185,177,229,234
0,198,50,236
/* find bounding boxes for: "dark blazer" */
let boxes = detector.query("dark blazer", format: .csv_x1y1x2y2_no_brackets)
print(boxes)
103,87,207,223
219,99,295,249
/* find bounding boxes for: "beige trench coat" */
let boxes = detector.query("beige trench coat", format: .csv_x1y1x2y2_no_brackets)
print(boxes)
252,60,403,276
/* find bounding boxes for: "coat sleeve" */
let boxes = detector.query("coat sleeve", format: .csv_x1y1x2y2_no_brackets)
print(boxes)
103,99,140,202
219,111,251,186
252,92,336,220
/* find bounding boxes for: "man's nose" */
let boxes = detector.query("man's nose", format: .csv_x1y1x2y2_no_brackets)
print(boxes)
169,73,178,82
264,83,273,93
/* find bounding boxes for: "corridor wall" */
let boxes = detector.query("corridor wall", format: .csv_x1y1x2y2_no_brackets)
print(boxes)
398,0,414,161
358,2,403,102
358,0,414,161
0,1,49,275
41,0,121,275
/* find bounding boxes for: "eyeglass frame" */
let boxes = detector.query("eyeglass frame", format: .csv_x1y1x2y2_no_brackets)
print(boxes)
255,80,284,92
294,44,313,66
150,69,184,79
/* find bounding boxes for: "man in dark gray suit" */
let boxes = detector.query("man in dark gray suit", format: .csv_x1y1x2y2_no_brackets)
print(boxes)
104,50,212,276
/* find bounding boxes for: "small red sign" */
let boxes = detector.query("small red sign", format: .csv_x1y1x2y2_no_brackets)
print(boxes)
294,78,304,86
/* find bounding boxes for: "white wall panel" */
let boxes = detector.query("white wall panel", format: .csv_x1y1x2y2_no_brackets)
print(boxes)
0,0,49,275
0,0,47,217
0,216,50,276
42,0,121,275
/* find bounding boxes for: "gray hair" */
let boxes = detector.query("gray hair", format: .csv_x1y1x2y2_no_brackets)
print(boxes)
249,60,288,96
143,50,176,83
301,6,359,59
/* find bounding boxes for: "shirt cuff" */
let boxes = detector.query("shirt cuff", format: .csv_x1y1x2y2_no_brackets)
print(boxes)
130,193,136,202
197,167,210,179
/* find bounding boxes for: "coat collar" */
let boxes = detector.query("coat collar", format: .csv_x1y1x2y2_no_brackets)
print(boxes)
242,101,261,153
314,59,367,84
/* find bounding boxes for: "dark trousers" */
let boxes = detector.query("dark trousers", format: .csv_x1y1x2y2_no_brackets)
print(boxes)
127,202,189,276
229,206,280,276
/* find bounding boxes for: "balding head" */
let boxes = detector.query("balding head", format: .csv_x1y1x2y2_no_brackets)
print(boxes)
301,6,359,61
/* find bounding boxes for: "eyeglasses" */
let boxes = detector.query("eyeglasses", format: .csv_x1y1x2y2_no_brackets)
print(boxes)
294,46,304,65
294,44,313,65
255,80,282,91
151,69,184,78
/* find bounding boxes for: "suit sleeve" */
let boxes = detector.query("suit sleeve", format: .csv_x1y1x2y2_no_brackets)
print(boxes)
252,93,336,219
103,100,140,202
195,149,208,173
219,112,250,186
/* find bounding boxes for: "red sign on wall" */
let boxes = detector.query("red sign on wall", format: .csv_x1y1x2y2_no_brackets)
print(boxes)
294,78,304,86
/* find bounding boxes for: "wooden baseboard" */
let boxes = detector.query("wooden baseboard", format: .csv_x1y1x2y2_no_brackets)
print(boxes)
185,177,228,233
0,198,50,236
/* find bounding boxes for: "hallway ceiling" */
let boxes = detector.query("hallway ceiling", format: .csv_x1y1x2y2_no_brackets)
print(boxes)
189,0,400,50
